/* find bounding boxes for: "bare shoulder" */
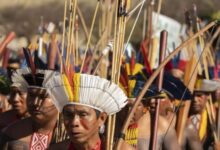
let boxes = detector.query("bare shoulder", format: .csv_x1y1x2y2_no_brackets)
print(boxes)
137,112,150,138
138,112,150,128
0,118,32,150
48,140,71,150
120,141,135,150
158,115,170,133
0,110,17,129
2,117,32,139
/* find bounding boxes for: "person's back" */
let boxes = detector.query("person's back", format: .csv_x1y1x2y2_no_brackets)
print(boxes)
137,111,180,150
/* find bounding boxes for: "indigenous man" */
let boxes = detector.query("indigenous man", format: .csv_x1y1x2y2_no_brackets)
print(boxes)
0,68,60,150
158,73,192,128
125,85,180,150
45,73,134,150
0,84,29,130
124,70,192,149
182,79,220,150
0,56,30,130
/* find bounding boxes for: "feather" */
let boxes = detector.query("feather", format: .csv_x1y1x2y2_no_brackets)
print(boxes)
120,66,129,94
140,40,152,75
34,51,47,70
23,48,36,84
44,74,70,112
130,51,135,76
45,73,128,115
11,68,30,91
48,36,58,69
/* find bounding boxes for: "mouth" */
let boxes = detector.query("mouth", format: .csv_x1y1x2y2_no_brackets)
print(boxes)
12,105,21,110
70,131,83,138
30,109,42,115
191,103,202,109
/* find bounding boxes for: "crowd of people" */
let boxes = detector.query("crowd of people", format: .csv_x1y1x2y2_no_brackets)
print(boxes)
0,1,220,150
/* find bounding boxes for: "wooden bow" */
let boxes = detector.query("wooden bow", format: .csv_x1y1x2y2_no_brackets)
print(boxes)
115,21,217,150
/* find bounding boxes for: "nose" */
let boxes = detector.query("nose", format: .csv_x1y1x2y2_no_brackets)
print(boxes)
194,96,200,103
13,93,20,102
71,115,80,127
29,97,43,108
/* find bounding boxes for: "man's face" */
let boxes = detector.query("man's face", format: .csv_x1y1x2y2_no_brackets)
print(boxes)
127,99,146,125
27,88,58,123
8,87,27,116
216,89,220,101
63,104,106,144
192,92,208,113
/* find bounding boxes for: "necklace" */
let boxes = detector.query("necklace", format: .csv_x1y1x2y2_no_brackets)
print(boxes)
29,132,52,150
29,121,52,150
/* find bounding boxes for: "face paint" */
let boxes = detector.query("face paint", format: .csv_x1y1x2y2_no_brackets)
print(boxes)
27,88,57,122
63,104,103,144
79,118,89,130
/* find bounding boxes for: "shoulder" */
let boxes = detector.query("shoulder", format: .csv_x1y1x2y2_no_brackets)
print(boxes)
137,112,150,127
2,117,32,139
48,140,71,150
0,110,17,130
137,112,151,138
120,141,135,150
158,115,170,133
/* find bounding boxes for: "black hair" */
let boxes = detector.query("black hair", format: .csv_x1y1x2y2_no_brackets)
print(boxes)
95,109,101,118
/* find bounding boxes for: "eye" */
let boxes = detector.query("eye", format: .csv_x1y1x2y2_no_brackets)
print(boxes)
39,96,46,100
63,111,75,119
28,93,34,97
79,112,88,117
19,91,25,96
40,93,49,99
10,92,16,97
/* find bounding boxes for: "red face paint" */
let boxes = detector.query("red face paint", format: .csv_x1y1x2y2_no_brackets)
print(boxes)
80,118,90,130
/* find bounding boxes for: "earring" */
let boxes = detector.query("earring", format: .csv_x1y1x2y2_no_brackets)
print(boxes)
142,108,147,113
99,124,105,134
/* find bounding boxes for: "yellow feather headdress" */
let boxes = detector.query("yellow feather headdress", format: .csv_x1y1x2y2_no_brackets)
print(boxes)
45,73,128,115
120,63,143,98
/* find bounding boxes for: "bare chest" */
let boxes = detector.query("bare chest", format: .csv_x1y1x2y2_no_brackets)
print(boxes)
6,136,30,150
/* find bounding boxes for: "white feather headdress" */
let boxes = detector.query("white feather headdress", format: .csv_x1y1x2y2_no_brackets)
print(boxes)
44,73,128,115
11,68,56,91
194,79,220,92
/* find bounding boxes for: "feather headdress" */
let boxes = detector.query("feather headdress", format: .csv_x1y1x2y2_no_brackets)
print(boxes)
11,68,56,91
119,53,143,98
45,73,128,115
194,79,220,93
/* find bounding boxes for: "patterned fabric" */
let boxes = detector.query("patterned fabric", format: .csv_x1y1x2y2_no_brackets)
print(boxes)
29,132,51,150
